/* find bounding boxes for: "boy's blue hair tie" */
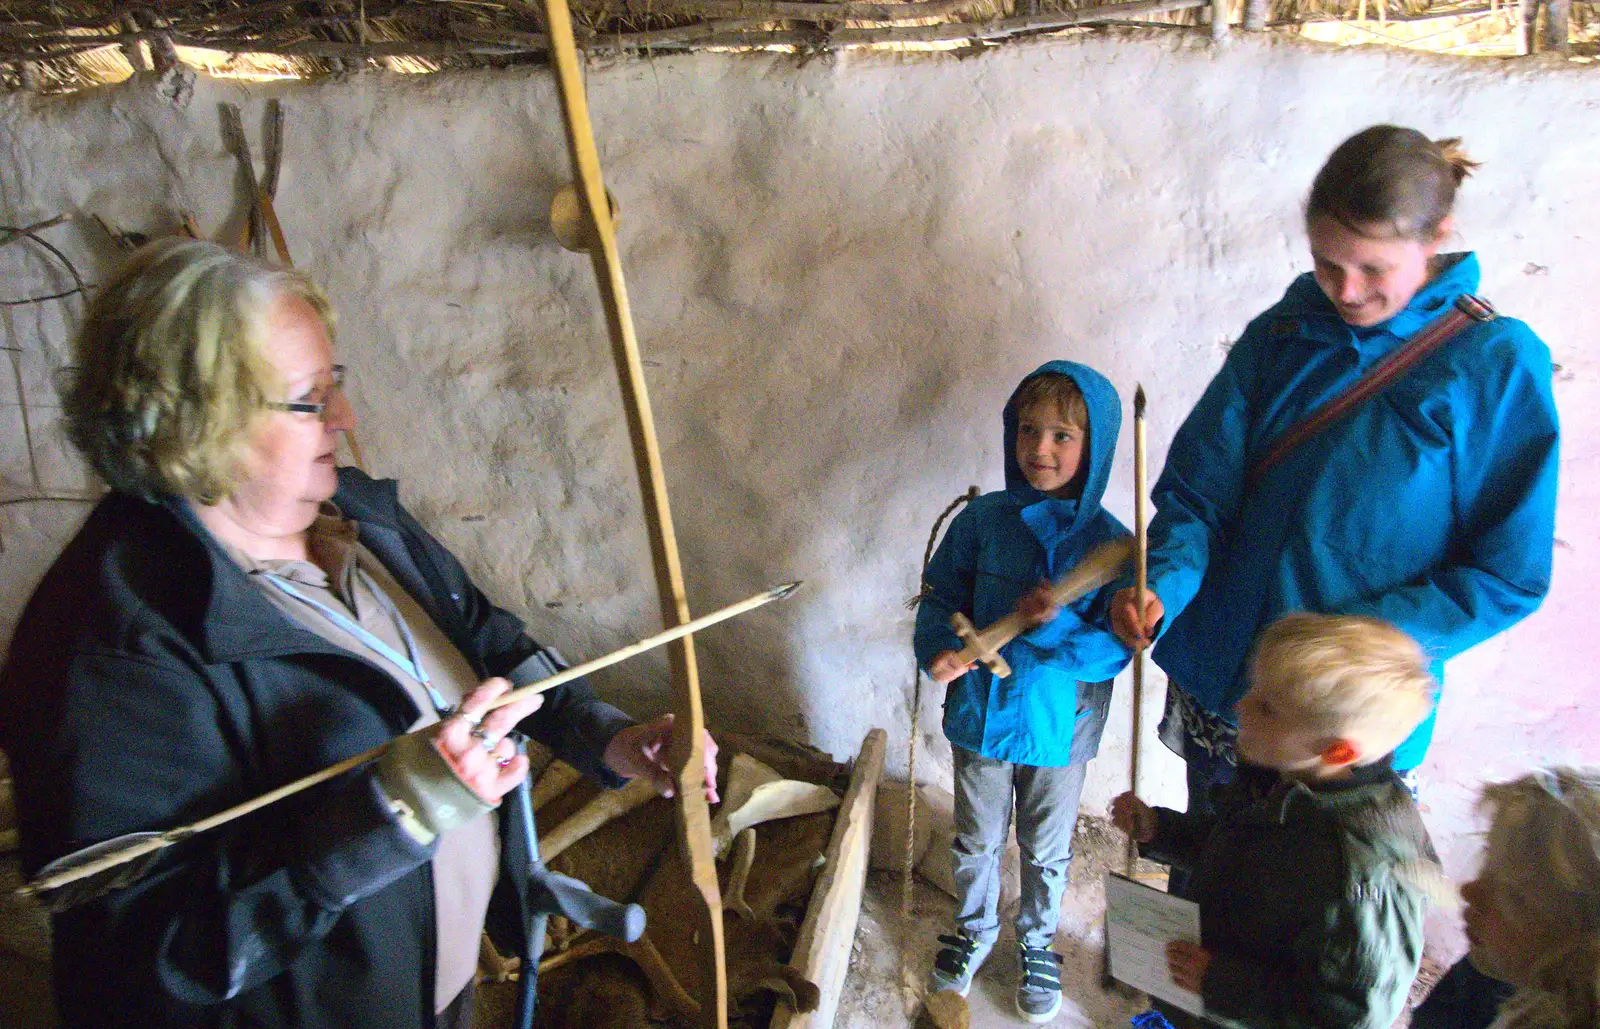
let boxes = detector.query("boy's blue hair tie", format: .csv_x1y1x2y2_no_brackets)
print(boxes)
1132,1011,1177,1029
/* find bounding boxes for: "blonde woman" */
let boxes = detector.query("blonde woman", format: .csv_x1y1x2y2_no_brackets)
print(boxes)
1415,768,1600,1029
0,239,714,1029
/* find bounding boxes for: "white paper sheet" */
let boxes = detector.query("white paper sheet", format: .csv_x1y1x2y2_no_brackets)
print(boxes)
1104,871,1206,1016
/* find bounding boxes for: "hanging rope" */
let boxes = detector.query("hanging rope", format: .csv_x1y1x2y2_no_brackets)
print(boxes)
902,484,979,916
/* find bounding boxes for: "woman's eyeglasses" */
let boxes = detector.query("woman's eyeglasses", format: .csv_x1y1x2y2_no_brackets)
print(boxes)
268,365,346,418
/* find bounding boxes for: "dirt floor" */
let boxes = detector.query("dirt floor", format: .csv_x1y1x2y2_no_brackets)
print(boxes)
833,817,1155,1029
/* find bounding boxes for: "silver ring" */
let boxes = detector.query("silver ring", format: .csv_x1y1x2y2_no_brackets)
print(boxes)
458,710,483,729
470,724,498,751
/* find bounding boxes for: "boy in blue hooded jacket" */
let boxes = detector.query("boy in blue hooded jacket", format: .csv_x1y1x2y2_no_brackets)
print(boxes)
915,361,1132,1023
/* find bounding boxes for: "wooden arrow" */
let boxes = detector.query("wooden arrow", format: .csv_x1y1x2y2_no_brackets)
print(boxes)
538,4,728,1025
16,583,796,913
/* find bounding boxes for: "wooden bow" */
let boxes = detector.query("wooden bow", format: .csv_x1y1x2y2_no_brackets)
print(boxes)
540,4,727,1026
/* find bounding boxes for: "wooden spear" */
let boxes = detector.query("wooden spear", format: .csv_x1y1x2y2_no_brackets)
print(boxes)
1125,385,1148,876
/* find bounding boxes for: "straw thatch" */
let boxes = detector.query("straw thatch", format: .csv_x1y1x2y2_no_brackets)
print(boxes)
1,0,1593,93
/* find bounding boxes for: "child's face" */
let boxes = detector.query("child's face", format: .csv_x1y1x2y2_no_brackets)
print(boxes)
1460,870,1550,986
1015,401,1086,497
1234,683,1330,777
1307,215,1445,328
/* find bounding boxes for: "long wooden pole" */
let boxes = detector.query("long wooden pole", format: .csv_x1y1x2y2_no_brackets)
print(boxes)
538,6,727,1025
1125,385,1148,876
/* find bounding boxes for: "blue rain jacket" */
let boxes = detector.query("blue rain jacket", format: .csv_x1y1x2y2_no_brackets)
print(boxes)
1145,254,1559,768
915,361,1133,766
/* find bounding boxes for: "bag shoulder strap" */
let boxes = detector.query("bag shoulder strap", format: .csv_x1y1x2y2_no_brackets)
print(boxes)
1245,294,1496,489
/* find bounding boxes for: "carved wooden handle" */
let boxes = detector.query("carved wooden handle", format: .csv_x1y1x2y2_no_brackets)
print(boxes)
949,537,1132,681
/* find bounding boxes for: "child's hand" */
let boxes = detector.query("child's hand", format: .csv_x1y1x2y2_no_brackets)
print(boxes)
1110,587,1165,650
1110,791,1157,843
928,650,977,685
1166,941,1212,993
1015,583,1060,629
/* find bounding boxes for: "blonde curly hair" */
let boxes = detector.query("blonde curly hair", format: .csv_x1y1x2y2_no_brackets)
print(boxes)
61,239,334,504
1478,768,1600,1029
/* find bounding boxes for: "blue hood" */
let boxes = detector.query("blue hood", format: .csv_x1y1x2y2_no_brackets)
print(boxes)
1002,361,1123,540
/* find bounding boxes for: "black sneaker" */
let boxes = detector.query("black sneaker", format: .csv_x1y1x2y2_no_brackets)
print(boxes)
1016,944,1064,1023
926,930,994,997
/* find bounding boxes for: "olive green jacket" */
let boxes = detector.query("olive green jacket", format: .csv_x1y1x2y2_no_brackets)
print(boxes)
1146,761,1442,1029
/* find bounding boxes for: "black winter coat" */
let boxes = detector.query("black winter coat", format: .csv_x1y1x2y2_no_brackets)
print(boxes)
0,468,631,1029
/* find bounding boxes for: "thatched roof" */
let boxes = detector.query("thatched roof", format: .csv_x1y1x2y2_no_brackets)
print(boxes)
2,0,1593,93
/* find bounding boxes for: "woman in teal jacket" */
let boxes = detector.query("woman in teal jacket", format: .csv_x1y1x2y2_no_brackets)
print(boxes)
1112,125,1560,803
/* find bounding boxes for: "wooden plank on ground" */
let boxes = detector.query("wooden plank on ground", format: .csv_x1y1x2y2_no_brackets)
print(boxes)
770,727,887,1029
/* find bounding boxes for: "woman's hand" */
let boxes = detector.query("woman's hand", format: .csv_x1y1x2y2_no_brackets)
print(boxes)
1015,583,1060,629
1111,791,1157,843
604,713,720,803
928,650,976,685
435,677,544,805
1110,587,1165,650
1166,940,1212,993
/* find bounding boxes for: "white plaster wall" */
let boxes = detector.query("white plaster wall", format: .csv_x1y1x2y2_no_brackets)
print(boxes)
2,36,1597,935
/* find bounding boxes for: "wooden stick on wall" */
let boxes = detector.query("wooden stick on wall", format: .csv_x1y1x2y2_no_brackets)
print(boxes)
1211,0,1230,39
219,100,368,472
1545,0,1570,53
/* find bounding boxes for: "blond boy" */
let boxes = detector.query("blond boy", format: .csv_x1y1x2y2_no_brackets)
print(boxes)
1113,613,1442,1029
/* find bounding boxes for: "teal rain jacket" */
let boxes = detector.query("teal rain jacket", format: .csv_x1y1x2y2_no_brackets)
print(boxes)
1145,254,1560,768
915,361,1133,766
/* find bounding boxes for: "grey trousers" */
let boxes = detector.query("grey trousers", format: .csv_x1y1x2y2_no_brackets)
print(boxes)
951,745,1089,951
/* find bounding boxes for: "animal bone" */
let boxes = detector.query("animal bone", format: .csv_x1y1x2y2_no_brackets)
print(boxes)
724,827,757,920
542,777,657,863
710,754,840,858
640,838,823,1019
718,754,781,815
950,536,1133,678
477,932,519,983
532,760,583,811
742,811,833,922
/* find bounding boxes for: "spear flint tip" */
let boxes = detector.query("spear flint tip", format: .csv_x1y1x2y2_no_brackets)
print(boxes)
771,580,803,600
1134,384,1147,418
